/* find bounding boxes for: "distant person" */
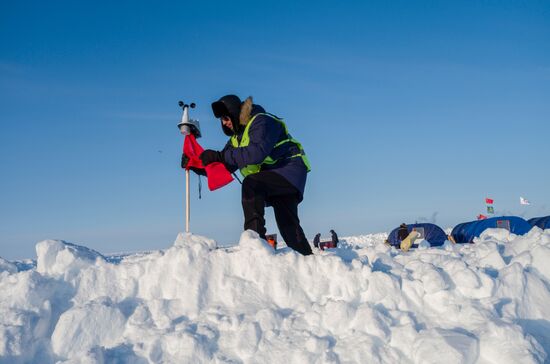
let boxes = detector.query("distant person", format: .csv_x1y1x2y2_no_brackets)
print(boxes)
394,223,419,252
182,95,312,255
397,223,408,241
330,229,339,246
313,233,321,248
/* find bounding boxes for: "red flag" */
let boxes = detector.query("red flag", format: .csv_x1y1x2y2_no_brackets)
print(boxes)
485,198,494,204
477,214,487,220
183,134,204,169
183,134,233,191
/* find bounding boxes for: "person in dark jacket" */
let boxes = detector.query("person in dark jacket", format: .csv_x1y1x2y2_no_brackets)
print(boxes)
313,233,321,248
330,230,339,248
185,94,312,255
397,223,408,242
330,229,339,246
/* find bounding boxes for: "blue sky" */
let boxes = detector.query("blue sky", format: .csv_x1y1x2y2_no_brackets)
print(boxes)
1,0,549,259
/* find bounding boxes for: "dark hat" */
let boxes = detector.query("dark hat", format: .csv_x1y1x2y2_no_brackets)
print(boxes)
211,94,242,136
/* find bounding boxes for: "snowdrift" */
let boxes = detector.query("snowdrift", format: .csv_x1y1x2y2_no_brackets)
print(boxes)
1,228,550,363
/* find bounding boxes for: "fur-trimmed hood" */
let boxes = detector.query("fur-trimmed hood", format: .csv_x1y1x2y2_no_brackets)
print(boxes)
231,96,265,135
212,95,264,136
238,96,254,126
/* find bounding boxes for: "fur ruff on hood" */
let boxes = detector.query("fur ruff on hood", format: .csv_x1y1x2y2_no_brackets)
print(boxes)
239,96,254,126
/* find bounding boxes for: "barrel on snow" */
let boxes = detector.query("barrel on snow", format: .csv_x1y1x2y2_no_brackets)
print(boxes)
387,223,448,248
528,216,550,230
450,216,532,244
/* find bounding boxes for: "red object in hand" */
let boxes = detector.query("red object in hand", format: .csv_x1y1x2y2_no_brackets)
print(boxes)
183,134,233,191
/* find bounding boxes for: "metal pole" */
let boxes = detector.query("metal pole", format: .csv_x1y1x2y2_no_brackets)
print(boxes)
186,169,190,233
177,100,199,234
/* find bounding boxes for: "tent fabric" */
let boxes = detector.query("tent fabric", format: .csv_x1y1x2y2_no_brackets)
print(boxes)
450,222,471,246
183,134,233,191
387,223,448,248
528,216,550,230
450,216,532,244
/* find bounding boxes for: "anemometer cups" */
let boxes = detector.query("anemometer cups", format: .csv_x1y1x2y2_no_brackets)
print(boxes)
177,101,201,138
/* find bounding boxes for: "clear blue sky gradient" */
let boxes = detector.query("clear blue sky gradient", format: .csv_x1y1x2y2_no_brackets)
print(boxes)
1,1,549,259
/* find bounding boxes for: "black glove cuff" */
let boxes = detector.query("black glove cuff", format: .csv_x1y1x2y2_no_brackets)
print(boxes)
181,154,189,169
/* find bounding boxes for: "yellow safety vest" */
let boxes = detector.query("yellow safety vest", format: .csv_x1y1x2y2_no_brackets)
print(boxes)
230,113,311,177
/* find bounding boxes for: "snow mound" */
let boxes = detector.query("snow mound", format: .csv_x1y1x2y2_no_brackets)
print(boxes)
0,257,17,274
51,297,126,358
36,239,105,278
1,229,550,363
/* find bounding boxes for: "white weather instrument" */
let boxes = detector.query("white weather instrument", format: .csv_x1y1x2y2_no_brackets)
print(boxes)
177,101,201,233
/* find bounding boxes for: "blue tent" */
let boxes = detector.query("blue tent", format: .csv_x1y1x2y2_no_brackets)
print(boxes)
450,216,532,244
450,222,471,245
528,216,550,230
387,223,448,248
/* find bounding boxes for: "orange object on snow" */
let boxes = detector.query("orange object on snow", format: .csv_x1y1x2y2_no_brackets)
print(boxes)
183,134,233,191
266,234,277,249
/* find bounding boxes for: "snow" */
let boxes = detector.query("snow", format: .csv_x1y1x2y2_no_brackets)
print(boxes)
1,228,550,363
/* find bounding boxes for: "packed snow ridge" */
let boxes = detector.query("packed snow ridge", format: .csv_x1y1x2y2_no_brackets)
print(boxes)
2,228,550,363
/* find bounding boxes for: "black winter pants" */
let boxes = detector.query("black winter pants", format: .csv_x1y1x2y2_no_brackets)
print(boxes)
241,171,312,256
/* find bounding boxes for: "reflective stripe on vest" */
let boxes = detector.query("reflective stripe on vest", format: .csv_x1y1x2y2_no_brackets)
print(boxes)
230,113,311,177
